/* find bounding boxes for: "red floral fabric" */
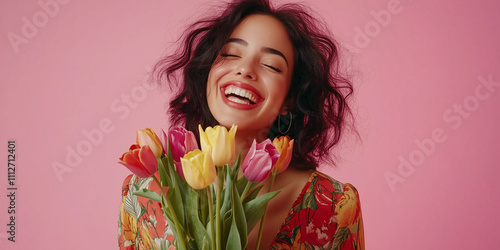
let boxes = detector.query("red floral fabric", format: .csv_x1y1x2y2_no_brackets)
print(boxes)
118,171,364,249
270,171,364,249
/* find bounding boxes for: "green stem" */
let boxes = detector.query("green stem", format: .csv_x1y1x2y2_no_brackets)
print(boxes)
207,187,216,250
240,181,252,200
216,168,223,250
153,175,188,250
255,173,277,250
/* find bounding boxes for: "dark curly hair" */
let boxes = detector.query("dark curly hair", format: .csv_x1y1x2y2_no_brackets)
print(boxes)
153,0,354,170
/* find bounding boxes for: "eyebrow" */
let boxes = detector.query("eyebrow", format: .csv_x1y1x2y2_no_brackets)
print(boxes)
226,38,289,66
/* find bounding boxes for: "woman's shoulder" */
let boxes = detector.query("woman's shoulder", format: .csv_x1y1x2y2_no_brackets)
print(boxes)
121,174,134,195
307,171,362,226
309,171,361,197
272,171,363,248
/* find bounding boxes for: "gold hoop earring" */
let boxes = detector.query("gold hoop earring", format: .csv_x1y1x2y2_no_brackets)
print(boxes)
278,111,292,134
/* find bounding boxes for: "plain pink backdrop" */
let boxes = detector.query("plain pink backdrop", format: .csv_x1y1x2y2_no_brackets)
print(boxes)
1,0,499,249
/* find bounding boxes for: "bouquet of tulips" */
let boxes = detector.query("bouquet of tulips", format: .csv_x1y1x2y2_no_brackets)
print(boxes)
119,125,293,250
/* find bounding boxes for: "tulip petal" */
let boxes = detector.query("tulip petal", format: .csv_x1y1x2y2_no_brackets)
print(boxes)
244,150,272,182
272,136,294,174
242,140,257,173
169,129,185,161
119,161,150,178
242,139,275,183
184,130,199,152
119,146,153,178
158,129,169,155
138,145,158,176
199,125,236,166
119,152,150,178
181,149,215,189
136,128,163,158
199,125,212,155
264,143,280,167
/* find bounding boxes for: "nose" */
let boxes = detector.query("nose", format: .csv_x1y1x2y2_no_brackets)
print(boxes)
236,60,256,80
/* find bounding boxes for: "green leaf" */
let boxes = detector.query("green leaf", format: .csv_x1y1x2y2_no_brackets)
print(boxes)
198,189,209,226
167,185,185,227
242,185,263,204
243,190,280,232
132,189,161,203
165,139,176,185
219,165,232,220
235,176,249,194
231,181,247,248
161,195,178,238
201,236,210,250
222,211,232,250
225,219,242,250
187,240,197,249
230,153,241,181
186,188,211,250
159,157,172,188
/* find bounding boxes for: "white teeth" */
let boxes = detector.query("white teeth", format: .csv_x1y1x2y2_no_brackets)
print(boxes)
224,86,258,103
228,96,251,105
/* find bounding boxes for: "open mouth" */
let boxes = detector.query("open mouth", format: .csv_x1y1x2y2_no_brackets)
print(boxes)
223,85,260,105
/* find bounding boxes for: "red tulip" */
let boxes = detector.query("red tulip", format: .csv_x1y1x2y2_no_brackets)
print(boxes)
119,144,158,178
242,139,280,183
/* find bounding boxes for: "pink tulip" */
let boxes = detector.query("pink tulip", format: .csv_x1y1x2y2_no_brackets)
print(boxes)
242,139,280,183
168,127,199,161
159,127,199,178
119,145,158,178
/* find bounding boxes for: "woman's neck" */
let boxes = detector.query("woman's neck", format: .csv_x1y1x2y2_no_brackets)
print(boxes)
234,128,271,160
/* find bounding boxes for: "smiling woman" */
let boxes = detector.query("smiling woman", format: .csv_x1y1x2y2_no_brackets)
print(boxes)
118,0,364,249
207,14,294,133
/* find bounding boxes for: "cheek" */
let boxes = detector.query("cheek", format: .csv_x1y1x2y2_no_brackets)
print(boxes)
209,60,231,78
207,65,224,96
267,77,290,101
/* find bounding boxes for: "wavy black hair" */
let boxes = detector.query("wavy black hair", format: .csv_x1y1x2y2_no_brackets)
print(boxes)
154,0,354,170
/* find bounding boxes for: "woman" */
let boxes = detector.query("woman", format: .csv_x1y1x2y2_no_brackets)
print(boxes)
118,0,364,249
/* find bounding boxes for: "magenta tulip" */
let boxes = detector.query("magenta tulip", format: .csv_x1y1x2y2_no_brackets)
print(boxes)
119,144,158,178
168,127,199,161
242,139,280,182
159,127,199,178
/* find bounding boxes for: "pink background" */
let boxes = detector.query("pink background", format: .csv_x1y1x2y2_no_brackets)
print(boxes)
1,0,499,249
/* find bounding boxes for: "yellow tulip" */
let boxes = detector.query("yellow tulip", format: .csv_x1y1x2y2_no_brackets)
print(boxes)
272,136,294,174
198,124,237,166
180,149,216,189
136,128,163,158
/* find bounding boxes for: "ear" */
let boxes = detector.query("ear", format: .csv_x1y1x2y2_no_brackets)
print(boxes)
280,98,294,115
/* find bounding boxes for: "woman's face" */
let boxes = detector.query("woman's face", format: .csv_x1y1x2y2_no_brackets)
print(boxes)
207,14,294,134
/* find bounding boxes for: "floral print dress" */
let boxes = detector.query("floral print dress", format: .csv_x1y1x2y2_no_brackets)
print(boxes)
118,171,364,249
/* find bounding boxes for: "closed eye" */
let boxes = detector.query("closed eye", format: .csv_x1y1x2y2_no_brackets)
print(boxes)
220,53,240,58
264,64,282,73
